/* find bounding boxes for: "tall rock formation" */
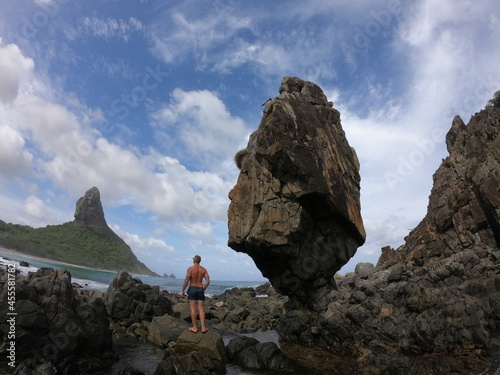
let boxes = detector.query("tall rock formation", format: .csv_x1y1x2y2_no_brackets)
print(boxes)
0,186,156,275
74,186,112,237
392,108,500,265
279,100,500,374
228,77,365,310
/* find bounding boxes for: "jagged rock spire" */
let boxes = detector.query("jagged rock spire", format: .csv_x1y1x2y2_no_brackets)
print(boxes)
74,187,112,236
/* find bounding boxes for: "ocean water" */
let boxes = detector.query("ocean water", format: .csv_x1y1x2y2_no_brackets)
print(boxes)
1,248,281,374
0,248,266,295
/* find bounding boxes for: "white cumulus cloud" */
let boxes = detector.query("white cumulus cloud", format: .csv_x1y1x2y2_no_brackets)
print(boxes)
0,42,34,103
0,124,33,177
153,88,248,167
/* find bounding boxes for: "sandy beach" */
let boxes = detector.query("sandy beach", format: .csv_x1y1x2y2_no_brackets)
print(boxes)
0,245,116,273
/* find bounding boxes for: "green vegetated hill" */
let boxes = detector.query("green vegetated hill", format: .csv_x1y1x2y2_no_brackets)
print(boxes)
0,220,157,276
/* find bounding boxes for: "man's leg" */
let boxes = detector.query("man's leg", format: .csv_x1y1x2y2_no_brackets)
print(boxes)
198,301,208,332
189,301,198,332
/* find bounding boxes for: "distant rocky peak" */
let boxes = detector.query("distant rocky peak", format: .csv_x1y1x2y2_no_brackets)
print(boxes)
74,187,111,235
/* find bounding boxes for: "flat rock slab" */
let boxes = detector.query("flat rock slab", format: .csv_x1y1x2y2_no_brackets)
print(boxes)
174,329,227,365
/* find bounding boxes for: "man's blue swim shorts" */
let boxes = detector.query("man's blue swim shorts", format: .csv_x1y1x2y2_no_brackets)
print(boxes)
187,286,205,302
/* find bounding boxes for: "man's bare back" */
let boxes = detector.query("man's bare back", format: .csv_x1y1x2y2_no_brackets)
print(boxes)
187,264,208,288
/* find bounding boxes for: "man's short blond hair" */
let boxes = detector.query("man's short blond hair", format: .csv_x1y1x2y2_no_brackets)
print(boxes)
193,255,201,263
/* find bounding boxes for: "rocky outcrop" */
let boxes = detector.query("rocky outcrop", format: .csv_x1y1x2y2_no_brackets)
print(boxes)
0,268,113,374
74,186,112,236
147,315,190,347
0,267,291,374
226,337,291,372
203,285,287,333
174,329,227,366
106,271,173,326
278,103,500,374
395,108,500,265
228,77,365,311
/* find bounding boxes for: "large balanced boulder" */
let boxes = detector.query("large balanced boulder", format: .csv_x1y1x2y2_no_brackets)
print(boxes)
0,268,113,374
228,77,365,310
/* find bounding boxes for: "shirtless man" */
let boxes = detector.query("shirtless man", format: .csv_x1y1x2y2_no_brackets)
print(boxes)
181,255,210,333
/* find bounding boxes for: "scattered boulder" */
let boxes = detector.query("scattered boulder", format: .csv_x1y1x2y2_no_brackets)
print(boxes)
225,336,260,361
233,341,291,372
147,315,190,347
354,262,375,279
228,77,365,311
206,285,286,333
255,282,271,295
174,329,227,366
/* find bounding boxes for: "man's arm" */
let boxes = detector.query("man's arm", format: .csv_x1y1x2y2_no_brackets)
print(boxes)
181,267,191,297
203,269,210,290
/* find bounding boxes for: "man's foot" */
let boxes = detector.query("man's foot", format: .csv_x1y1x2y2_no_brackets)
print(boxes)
189,327,198,333
201,328,209,334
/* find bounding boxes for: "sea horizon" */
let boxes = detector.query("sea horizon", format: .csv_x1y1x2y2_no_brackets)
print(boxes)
0,248,268,296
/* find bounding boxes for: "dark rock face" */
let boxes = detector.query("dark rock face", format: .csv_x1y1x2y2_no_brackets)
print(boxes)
106,271,173,326
397,108,500,265
0,268,113,374
173,329,227,366
232,341,291,372
74,186,112,236
279,104,500,374
228,77,365,311
225,337,260,361
147,315,190,347
154,351,225,375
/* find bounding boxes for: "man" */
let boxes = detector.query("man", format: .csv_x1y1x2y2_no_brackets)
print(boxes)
181,255,210,333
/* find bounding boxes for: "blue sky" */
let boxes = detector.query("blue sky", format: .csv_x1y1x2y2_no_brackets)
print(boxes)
0,0,499,281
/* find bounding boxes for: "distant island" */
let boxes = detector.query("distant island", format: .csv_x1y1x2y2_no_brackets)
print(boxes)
0,187,158,276
162,273,176,279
